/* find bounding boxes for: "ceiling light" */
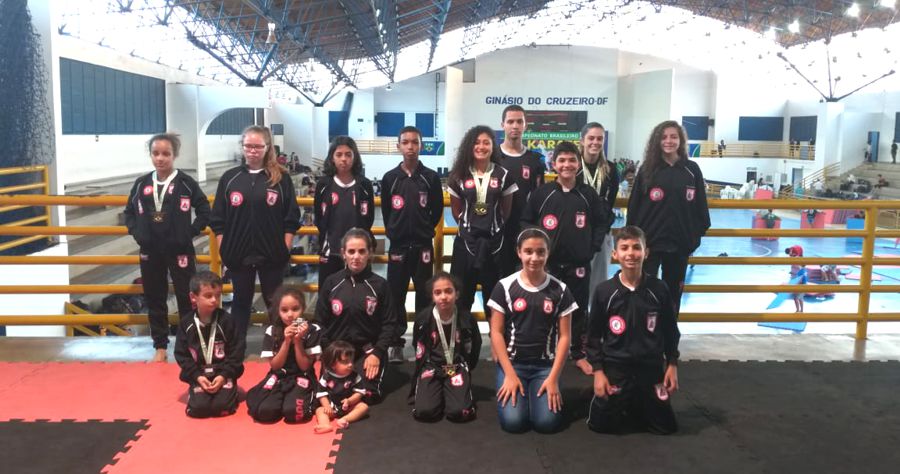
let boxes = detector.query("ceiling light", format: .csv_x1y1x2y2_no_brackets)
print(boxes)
846,3,860,17
385,83,393,91
788,19,800,34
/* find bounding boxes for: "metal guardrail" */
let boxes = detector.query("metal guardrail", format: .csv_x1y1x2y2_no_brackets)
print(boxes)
0,166,51,252
2,191,900,339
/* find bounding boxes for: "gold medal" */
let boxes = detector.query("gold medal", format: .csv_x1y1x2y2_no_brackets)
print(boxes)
151,211,166,223
474,203,488,215
444,365,456,377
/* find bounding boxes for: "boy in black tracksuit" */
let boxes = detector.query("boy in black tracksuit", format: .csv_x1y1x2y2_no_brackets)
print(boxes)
316,266,398,404
382,126,445,362
521,141,609,369
174,272,245,418
124,137,210,360
313,174,375,286
586,226,680,435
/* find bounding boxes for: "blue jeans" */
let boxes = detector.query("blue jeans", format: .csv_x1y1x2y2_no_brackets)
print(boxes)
496,361,563,433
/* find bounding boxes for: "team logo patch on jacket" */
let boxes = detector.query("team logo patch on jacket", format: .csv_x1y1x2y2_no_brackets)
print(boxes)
331,192,339,205
177,255,189,268
167,183,175,194
647,312,658,332
655,383,669,401
143,185,153,195
180,197,190,212
416,342,425,360
451,374,464,387
543,298,554,314
575,212,586,228
391,195,404,210
419,191,428,208
609,315,626,335
389,253,403,262
685,186,696,201
575,267,586,278
421,249,431,264
542,214,558,230
365,296,378,316
266,190,278,206
296,376,309,389
360,201,369,215
464,179,475,189
229,191,243,206
522,166,530,179
214,341,225,359
650,187,665,201
489,177,499,188
264,374,278,390
331,299,343,316
513,298,527,312
421,368,435,379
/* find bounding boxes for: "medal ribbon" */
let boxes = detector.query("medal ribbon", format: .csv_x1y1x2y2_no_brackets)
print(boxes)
152,170,179,212
194,313,219,367
581,158,603,194
469,163,494,211
432,306,457,368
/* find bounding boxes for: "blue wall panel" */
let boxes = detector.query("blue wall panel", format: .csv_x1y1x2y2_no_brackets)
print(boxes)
738,116,784,141
206,108,255,135
789,116,817,141
329,111,349,139
682,116,709,140
376,112,405,137
416,113,435,138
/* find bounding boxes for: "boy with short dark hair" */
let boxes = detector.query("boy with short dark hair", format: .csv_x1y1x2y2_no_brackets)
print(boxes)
585,226,680,434
174,271,246,418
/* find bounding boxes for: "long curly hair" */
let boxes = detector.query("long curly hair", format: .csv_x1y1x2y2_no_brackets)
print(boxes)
241,125,283,186
448,125,500,184
323,136,363,177
639,120,688,192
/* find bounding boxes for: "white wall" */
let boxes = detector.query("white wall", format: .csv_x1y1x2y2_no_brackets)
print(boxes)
373,73,444,139
694,157,816,189
270,102,315,164
617,69,673,161
713,71,787,142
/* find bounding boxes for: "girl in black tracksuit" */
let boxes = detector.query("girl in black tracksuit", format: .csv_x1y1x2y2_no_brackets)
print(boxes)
314,136,375,286
627,121,710,316
447,125,518,315
124,133,209,361
246,286,322,423
521,141,610,371
315,229,398,404
210,126,300,339
409,272,481,422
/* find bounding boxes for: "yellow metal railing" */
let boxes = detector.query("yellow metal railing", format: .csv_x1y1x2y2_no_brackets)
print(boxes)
2,192,900,339
0,166,51,252
694,142,815,160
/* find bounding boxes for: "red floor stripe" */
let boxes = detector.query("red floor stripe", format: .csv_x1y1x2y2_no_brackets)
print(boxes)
0,362,339,473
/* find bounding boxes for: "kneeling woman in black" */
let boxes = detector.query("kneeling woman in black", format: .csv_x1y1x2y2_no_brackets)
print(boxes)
315,228,399,404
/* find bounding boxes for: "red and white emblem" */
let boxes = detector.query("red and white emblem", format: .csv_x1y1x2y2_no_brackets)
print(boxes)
296,377,309,389
513,298,527,312
264,374,278,389
331,299,343,316
391,195,404,210
138,201,144,214
421,249,431,264
609,315,626,335
389,253,403,262
331,192,339,205
416,342,425,360
214,341,225,359
143,185,153,195
464,179,475,189
543,298,554,314
489,177,499,188
167,183,175,195
344,381,352,389
419,191,428,208
360,201,369,215
229,191,243,206
522,166,531,180
451,374,464,387
575,267,586,278
655,383,669,401
180,197,190,212
266,190,278,206
685,186,696,201
327,380,335,388
365,296,378,316
421,368,435,379
647,312,658,332
575,212,586,228
649,187,665,202
542,214,558,230
177,255,189,268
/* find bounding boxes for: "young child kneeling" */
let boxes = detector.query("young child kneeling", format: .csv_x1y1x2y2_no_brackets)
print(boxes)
409,272,481,422
246,286,322,423
586,226,680,434
174,271,245,418
314,341,369,432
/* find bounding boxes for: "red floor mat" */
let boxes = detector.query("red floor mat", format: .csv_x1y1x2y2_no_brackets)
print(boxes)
0,362,340,473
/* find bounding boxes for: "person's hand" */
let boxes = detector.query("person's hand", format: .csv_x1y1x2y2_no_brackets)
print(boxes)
207,375,226,393
341,398,351,411
537,377,563,413
296,321,310,339
593,371,611,398
364,354,380,380
664,364,679,394
283,325,298,341
496,372,525,408
574,358,593,376
320,401,334,418
196,375,213,392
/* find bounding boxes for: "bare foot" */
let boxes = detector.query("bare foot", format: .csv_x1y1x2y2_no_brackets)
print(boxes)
314,424,333,434
151,349,167,363
336,418,349,429
574,359,593,376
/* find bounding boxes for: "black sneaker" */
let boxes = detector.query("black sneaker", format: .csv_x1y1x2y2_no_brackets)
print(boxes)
388,346,404,364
